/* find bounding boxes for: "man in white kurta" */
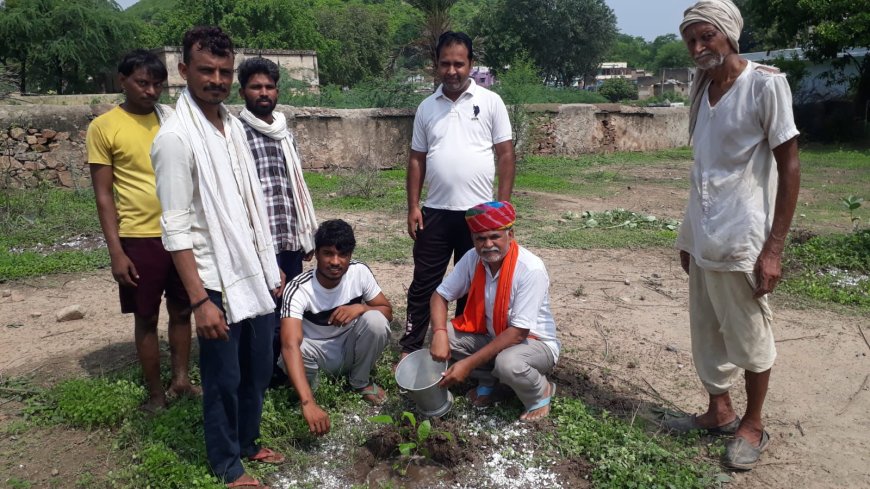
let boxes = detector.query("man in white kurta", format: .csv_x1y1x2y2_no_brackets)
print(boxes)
667,0,801,471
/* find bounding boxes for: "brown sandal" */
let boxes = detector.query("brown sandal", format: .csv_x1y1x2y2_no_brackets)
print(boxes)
245,447,285,465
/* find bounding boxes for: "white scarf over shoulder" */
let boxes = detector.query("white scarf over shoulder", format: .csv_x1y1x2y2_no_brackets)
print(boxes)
239,108,318,253
174,89,281,324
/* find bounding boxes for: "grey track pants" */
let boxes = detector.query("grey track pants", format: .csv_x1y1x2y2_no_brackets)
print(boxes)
279,310,390,390
448,327,555,409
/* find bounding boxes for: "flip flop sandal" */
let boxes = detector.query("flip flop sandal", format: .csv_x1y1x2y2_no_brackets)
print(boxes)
355,383,387,406
722,430,771,471
226,478,270,488
466,384,496,408
246,447,285,465
663,414,741,436
520,382,556,422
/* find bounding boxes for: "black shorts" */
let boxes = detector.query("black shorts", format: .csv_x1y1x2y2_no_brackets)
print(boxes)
118,237,189,317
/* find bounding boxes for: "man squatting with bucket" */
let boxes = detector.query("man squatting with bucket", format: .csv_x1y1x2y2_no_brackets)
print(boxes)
430,201,561,421
278,219,394,436
664,0,800,471
87,49,198,414
152,26,286,487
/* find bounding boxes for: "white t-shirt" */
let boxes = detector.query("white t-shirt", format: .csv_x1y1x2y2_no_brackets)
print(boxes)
676,61,799,272
280,261,382,340
411,79,512,210
436,245,561,361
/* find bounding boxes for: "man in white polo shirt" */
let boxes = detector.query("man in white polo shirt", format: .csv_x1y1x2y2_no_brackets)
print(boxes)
401,31,516,358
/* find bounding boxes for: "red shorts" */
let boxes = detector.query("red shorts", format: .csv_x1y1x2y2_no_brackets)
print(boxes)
118,237,189,317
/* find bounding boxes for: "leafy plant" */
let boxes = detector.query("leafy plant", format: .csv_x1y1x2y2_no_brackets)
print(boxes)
25,377,144,428
369,410,454,474
842,195,864,231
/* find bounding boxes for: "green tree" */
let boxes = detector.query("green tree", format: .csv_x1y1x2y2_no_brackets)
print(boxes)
315,2,392,86
0,0,140,94
738,0,870,111
651,40,693,73
598,77,637,102
608,34,653,70
492,53,541,153
476,0,617,87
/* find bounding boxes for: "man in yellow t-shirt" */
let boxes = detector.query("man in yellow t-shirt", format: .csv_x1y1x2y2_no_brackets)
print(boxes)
86,49,198,413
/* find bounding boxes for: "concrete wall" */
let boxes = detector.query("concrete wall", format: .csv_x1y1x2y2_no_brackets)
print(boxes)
527,104,689,154
0,103,688,189
153,47,320,95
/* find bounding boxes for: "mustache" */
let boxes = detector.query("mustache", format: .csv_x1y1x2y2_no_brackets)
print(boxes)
481,247,500,253
205,84,227,92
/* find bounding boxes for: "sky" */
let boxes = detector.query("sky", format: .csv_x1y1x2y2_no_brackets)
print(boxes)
116,0,688,41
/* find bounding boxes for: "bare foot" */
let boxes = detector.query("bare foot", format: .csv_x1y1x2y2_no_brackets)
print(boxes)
166,383,202,403
519,382,554,422
139,397,166,415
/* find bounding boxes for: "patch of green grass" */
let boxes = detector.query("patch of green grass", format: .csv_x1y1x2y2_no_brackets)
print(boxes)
354,235,413,264
306,169,406,212
781,229,870,310
0,249,109,280
0,187,100,248
552,398,721,489
24,377,144,429
515,149,692,196
5,477,33,489
519,209,680,249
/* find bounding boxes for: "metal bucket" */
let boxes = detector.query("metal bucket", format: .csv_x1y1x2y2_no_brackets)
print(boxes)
394,350,453,417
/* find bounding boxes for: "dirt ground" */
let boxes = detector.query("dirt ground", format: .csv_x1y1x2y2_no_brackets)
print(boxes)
1,194,869,488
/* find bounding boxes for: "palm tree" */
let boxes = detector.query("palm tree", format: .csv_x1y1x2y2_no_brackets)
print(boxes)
406,0,457,85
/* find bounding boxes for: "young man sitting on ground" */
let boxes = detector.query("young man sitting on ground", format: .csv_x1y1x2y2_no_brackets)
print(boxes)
279,219,393,435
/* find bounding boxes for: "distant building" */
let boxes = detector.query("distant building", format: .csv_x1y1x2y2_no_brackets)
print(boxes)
150,46,320,95
471,66,495,88
743,47,867,103
637,68,695,100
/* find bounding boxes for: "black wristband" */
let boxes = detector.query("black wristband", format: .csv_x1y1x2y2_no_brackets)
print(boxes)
186,296,210,314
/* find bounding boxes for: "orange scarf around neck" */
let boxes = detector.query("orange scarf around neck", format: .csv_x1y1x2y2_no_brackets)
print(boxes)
452,240,519,336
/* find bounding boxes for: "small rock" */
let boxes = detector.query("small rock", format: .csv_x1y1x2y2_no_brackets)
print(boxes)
627,361,637,369
652,273,660,278
677,363,684,369
9,127,25,140
639,295,646,301
1,289,11,297
27,128,38,134
30,312,42,318
618,296,631,304
25,135,38,145
623,278,631,285
54,131,70,141
51,469,59,477
56,304,85,322
42,129,57,139
666,344,678,352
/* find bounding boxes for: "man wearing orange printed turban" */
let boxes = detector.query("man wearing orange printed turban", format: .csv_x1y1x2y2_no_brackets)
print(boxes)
429,202,560,421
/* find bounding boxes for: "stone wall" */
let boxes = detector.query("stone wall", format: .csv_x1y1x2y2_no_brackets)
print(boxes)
153,47,320,95
0,103,689,189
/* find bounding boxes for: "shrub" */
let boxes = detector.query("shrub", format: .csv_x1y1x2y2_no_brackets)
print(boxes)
598,78,638,102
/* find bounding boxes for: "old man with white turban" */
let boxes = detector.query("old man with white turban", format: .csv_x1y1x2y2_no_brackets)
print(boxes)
665,0,801,471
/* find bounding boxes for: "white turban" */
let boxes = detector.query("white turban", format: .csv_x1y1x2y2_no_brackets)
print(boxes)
680,0,744,138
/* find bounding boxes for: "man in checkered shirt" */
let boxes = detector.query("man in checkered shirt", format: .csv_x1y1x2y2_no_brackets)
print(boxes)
237,57,318,383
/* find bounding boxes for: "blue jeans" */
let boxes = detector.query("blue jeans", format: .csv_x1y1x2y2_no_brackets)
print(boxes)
199,289,275,483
